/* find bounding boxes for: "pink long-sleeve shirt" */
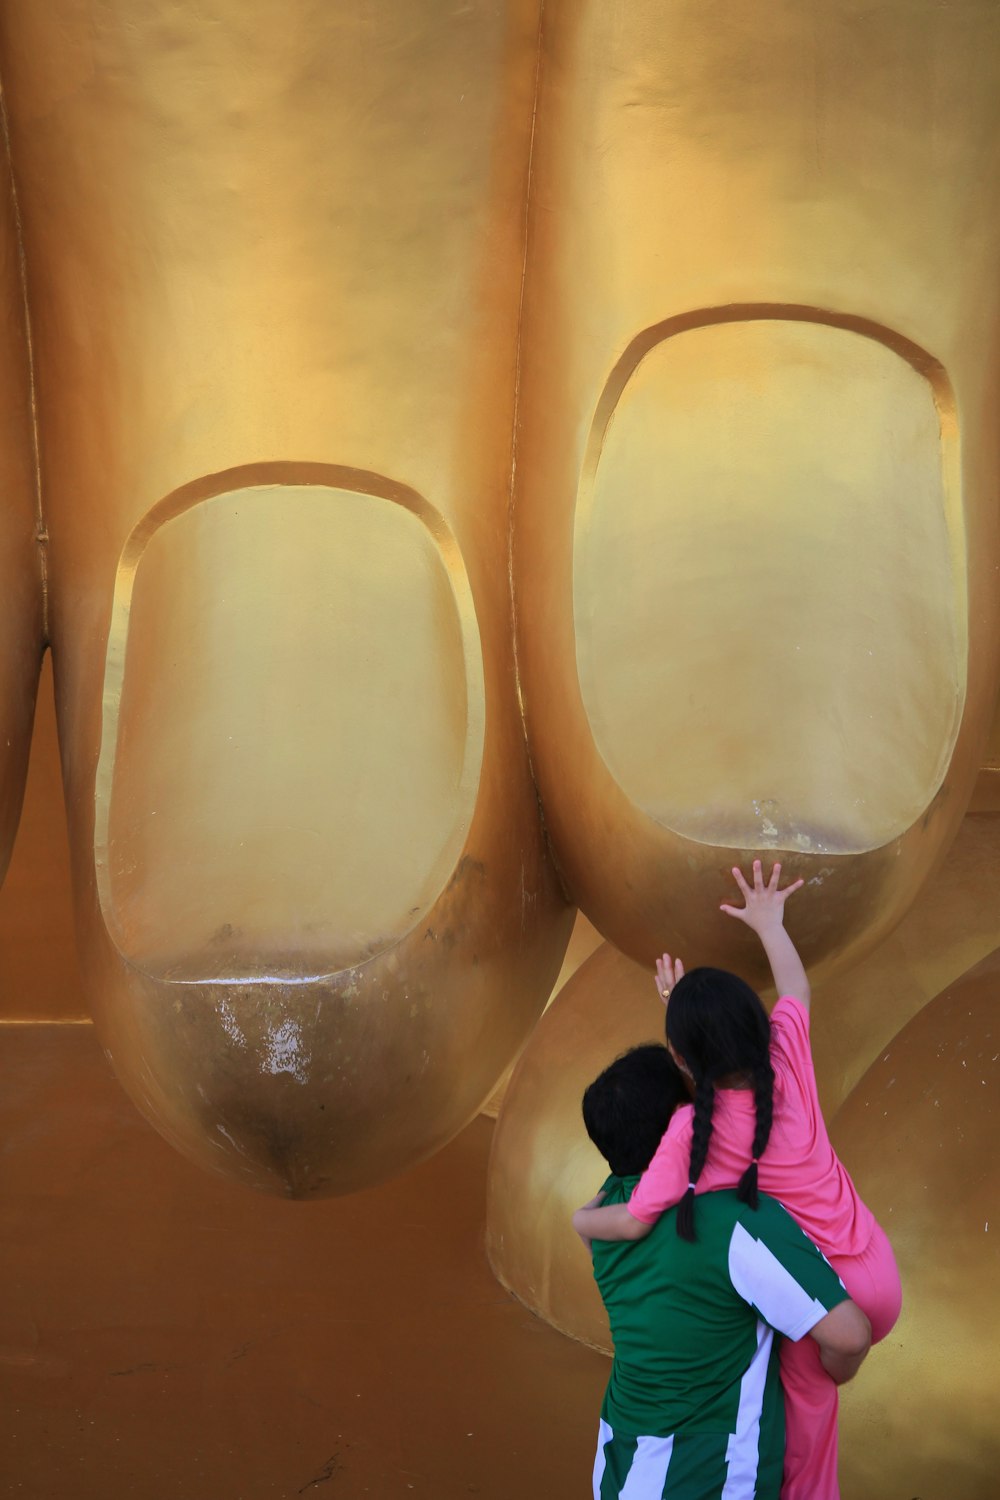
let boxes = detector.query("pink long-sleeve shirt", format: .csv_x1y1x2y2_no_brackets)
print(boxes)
627,994,875,1258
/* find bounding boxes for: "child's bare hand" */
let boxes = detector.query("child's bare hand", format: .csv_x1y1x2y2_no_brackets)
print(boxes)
720,859,803,934
572,1188,606,1250
655,954,684,1005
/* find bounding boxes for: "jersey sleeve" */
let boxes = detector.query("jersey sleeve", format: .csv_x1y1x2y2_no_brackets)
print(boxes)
727,1200,849,1342
625,1106,693,1225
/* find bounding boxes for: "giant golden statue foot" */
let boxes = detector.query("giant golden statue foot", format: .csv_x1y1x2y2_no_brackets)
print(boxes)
512,0,1000,977
0,1,573,1195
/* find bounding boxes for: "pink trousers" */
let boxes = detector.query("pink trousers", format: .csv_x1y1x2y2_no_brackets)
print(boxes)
780,1221,902,1500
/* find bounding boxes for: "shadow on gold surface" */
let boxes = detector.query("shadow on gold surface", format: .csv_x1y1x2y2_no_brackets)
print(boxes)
486,941,656,1352
481,911,603,1120
0,96,42,884
0,657,79,1021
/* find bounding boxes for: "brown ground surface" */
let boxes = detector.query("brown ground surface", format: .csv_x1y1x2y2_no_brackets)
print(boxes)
0,1023,608,1500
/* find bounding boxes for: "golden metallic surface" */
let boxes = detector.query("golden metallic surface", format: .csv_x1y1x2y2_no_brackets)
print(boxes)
808,813,1000,1113
481,910,603,1118
832,954,1000,1499
487,813,1000,1363
513,0,1000,975
970,693,1000,812
0,659,79,1022
0,1,992,1486
0,0,575,1194
486,940,655,1352
97,467,485,980
0,113,42,884
578,315,960,853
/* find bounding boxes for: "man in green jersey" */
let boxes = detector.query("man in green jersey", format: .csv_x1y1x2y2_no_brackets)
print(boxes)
581,1045,871,1500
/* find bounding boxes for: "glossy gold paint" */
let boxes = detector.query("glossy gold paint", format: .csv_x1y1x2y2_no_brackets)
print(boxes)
0,0,574,1194
809,814,1000,1114
513,0,1000,976
481,910,603,1119
577,313,961,851
0,660,79,1022
833,955,1000,1499
97,466,485,979
970,694,1000,812
486,940,655,1351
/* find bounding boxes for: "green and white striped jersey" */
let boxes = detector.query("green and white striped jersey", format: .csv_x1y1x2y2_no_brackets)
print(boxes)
591,1186,848,1499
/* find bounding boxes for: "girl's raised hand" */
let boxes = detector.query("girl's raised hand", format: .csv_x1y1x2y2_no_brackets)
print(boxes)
720,859,803,934
655,953,684,1006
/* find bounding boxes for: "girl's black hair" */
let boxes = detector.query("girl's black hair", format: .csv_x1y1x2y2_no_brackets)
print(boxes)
666,966,774,1241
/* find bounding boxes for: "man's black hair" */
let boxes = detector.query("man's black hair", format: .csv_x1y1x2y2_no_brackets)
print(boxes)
581,1044,688,1178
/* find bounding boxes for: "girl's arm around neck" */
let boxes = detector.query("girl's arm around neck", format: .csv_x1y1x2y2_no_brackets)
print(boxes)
573,1200,652,1247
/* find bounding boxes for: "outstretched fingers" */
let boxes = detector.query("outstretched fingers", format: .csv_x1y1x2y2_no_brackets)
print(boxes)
721,863,753,923
769,861,805,902
722,858,805,923
655,953,684,1004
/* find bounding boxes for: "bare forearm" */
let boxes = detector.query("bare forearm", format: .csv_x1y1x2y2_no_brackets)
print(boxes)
819,1341,869,1385
719,862,808,1005
756,922,810,1010
812,1301,871,1385
572,1202,651,1244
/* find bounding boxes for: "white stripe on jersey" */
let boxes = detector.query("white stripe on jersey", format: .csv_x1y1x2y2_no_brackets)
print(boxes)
592,1418,612,1498
620,1433,675,1498
727,1221,830,1342
721,1317,771,1497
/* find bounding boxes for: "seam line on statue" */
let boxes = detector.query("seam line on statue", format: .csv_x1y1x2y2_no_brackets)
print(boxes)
0,79,48,643
506,0,545,752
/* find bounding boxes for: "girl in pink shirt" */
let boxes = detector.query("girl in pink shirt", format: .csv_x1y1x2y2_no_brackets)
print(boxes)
573,861,901,1500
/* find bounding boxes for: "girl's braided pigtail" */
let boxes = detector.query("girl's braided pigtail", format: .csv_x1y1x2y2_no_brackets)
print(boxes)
736,1057,775,1211
677,1072,717,1242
